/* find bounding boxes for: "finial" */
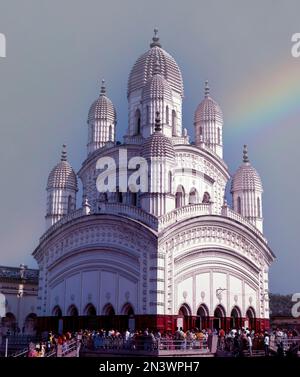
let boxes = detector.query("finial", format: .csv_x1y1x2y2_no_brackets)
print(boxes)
154,111,162,132
153,56,160,75
204,80,210,97
243,144,249,163
100,79,106,95
150,27,162,48
61,144,67,161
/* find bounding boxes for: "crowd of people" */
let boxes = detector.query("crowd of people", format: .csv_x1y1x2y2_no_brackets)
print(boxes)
14,326,300,357
217,327,299,357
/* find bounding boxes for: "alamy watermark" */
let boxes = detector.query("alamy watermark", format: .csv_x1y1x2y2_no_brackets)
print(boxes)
96,149,149,193
291,33,300,57
0,32,6,58
291,293,300,318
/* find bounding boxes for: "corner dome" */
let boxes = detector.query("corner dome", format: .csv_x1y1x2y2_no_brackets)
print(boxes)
142,63,173,102
88,80,116,124
231,145,263,192
141,112,175,160
47,146,78,191
194,81,223,123
128,30,184,98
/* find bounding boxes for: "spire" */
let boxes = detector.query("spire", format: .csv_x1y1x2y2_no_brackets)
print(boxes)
61,144,67,162
243,144,250,163
153,56,161,75
154,111,162,132
150,28,162,48
100,79,106,96
204,80,210,98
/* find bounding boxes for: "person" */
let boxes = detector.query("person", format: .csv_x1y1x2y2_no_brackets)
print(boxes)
277,341,284,357
247,333,253,356
264,332,270,356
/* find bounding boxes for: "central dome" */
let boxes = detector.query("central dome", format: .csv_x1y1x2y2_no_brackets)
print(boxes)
127,31,184,98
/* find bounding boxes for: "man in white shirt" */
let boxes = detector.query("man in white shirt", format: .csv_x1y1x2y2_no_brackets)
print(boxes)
264,332,270,356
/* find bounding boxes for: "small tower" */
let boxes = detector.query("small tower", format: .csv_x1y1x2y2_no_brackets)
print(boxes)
140,112,175,216
194,81,223,158
231,145,263,232
87,80,117,155
45,145,78,229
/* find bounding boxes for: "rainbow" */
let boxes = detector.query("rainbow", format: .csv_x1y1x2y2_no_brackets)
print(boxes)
225,58,300,144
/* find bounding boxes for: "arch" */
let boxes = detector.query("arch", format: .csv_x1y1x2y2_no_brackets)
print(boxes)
166,105,169,124
246,306,256,330
102,303,115,316
84,303,96,316
202,191,211,204
67,195,72,214
213,305,226,331
23,313,37,334
172,110,177,136
196,304,209,330
67,305,79,316
135,109,141,135
178,303,192,317
52,305,62,317
121,302,135,316
189,188,199,204
257,197,261,217
230,305,242,329
175,185,185,208
237,196,242,214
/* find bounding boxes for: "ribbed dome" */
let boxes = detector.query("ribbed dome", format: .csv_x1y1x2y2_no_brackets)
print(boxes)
194,81,223,123
231,146,263,192
142,112,175,160
88,80,116,124
142,72,173,102
128,32,183,98
47,146,78,191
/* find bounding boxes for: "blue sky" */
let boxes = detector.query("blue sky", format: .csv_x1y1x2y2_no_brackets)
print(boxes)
0,0,299,293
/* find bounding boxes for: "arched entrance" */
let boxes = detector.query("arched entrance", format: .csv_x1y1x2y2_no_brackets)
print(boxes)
213,305,226,331
84,303,96,316
67,305,79,316
102,303,116,329
121,303,135,331
196,304,209,330
230,306,242,329
246,307,256,330
178,304,192,331
52,305,62,317
175,185,185,208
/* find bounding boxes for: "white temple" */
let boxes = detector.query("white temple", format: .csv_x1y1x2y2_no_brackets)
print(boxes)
33,30,275,332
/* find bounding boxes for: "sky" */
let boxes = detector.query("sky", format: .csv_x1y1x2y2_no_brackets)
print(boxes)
0,0,299,294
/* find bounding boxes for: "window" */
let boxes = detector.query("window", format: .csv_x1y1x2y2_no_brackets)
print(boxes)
168,171,172,193
217,127,221,144
172,110,177,136
135,109,141,135
175,185,185,208
166,106,169,124
109,125,113,141
257,197,261,217
237,196,242,214
67,195,72,213
202,192,211,204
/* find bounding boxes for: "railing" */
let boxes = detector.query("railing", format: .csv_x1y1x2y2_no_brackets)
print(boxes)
123,135,144,145
157,203,211,230
40,208,84,243
61,339,79,357
97,202,158,229
87,336,209,353
221,206,267,241
171,136,189,145
11,348,28,358
270,337,300,352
